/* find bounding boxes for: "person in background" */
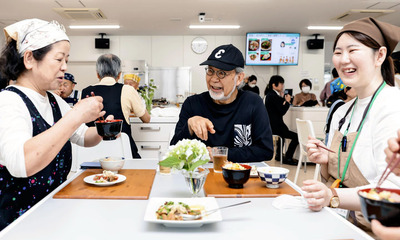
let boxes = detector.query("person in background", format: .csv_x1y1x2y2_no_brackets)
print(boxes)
320,68,339,106
302,17,400,232
292,79,319,106
264,75,298,165
123,73,140,90
330,75,345,94
242,75,260,96
54,72,79,106
0,18,106,230
171,44,274,163
324,87,357,144
0,72,7,90
81,54,150,158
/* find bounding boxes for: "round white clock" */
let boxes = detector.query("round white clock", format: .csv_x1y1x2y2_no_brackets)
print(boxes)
191,37,208,54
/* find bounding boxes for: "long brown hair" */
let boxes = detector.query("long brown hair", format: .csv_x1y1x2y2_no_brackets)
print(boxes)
333,31,394,86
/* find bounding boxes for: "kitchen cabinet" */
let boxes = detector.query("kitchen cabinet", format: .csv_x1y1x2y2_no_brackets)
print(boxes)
130,117,178,158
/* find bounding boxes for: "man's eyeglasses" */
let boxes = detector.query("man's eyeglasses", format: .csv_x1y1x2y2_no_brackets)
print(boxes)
205,67,234,79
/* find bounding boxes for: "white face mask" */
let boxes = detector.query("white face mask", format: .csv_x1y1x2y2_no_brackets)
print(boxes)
248,83,256,88
301,86,310,93
209,74,238,101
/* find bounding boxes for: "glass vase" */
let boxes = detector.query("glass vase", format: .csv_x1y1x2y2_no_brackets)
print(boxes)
182,168,209,197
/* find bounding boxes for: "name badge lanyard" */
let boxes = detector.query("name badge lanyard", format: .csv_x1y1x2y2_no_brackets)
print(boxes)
337,81,386,187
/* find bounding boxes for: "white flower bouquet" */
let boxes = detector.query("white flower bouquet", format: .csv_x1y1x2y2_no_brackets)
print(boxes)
159,139,210,172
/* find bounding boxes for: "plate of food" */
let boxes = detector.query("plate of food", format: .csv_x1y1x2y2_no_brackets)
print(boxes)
249,53,257,61
250,165,258,177
83,170,126,186
144,197,222,227
261,40,271,51
248,40,259,51
260,52,271,61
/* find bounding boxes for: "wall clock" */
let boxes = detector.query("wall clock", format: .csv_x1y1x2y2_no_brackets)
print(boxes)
191,37,208,54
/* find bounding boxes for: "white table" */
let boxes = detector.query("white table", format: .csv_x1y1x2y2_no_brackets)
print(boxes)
0,160,373,240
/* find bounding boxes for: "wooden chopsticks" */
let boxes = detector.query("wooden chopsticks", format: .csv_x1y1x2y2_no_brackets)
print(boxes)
377,153,400,188
89,92,105,121
315,143,335,153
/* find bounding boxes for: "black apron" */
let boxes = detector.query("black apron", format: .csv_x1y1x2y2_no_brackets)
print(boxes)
82,83,140,158
0,87,72,230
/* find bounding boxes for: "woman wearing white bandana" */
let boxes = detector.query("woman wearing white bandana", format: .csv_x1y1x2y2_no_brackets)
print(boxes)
0,19,108,230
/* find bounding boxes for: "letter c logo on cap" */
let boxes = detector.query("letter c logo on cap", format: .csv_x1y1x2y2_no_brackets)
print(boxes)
215,49,225,59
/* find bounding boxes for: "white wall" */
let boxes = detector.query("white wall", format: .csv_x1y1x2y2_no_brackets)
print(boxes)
67,35,325,99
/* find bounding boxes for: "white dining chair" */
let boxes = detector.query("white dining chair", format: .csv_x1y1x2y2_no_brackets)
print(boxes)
70,132,133,172
293,118,321,185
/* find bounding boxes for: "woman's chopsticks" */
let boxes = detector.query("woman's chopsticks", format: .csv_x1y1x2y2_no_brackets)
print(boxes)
315,143,335,153
377,153,400,188
90,92,104,121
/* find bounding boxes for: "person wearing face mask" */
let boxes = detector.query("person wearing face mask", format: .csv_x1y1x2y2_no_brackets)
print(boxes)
293,79,319,106
171,44,274,163
242,75,260,96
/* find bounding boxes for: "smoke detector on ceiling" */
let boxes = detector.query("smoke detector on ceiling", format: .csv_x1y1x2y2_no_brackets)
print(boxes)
53,8,107,20
334,9,395,22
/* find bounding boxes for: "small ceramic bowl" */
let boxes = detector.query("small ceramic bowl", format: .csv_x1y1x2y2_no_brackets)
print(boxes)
221,164,251,189
257,167,289,188
94,119,123,140
358,188,400,227
99,157,125,173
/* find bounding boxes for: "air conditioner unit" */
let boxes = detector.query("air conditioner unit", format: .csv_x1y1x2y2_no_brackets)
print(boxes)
53,8,107,20
334,9,395,22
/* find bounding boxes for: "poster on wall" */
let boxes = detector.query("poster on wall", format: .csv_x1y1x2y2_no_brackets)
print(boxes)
245,33,300,66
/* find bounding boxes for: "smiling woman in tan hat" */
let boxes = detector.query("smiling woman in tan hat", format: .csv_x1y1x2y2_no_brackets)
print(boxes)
0,19,108,230
300,17,400,233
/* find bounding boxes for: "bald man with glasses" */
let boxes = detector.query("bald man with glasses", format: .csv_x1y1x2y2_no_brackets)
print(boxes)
170,44,274,163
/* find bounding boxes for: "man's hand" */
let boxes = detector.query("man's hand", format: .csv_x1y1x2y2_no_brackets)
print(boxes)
284,94,291,103
188,116,216,141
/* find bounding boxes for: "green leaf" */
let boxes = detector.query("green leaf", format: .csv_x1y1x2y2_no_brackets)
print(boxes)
159,156,181,168
187,159,209,172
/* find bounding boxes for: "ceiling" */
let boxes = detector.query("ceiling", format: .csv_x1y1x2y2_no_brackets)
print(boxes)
1,0,400,42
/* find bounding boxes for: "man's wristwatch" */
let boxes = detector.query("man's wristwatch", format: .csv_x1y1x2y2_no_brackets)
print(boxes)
329,188,340,208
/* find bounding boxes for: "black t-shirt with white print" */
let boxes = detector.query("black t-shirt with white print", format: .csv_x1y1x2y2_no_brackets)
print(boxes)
171,90,274,163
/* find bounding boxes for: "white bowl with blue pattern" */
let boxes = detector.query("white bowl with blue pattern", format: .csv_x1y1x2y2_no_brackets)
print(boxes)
257,167,289,188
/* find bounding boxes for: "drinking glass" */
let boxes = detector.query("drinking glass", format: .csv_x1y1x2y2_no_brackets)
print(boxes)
212,146,228,173
158,149,171,175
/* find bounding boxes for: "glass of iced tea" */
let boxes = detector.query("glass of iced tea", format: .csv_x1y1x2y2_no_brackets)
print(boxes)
158,150,171,175
212,146,228,173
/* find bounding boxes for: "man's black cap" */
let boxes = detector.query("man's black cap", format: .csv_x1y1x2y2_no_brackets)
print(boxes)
200,44,244,71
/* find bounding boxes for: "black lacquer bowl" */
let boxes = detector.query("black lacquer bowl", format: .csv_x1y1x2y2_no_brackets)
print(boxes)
358,188,400,227
222,164,251,189
95,119,123,140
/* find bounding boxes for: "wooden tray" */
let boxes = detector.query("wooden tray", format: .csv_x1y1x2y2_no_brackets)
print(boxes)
203,169,300,198
53,169,156,200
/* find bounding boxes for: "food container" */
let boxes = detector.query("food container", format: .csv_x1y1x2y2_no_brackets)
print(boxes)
95,119,123,140
358,188,400,227
99,157,125,173
221,164,251,189
257,167,289,188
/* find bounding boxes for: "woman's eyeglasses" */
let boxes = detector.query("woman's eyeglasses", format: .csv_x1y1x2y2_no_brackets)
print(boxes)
205,67,233,79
